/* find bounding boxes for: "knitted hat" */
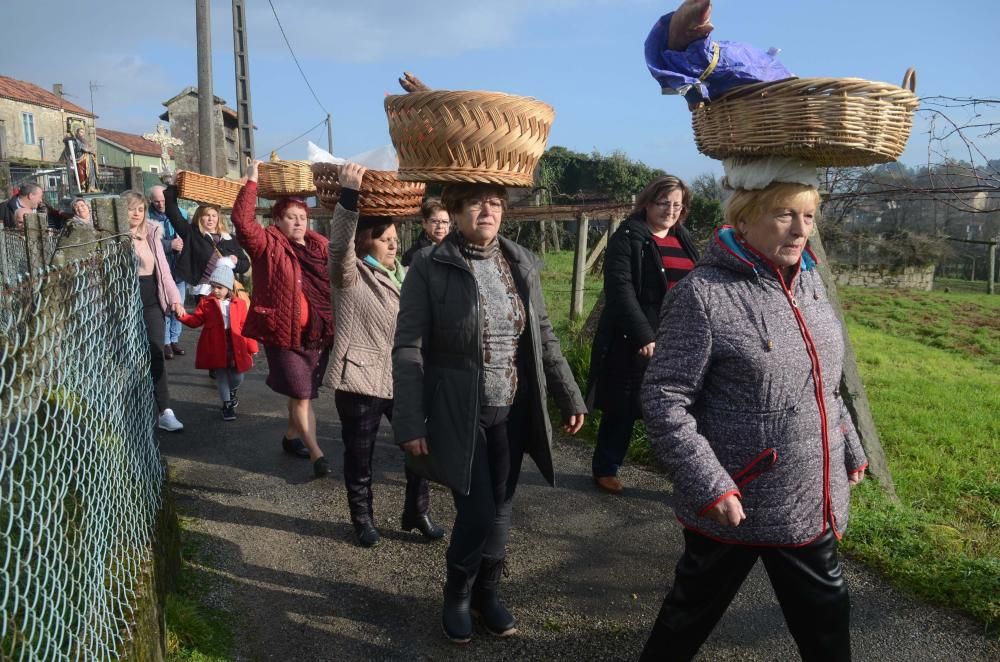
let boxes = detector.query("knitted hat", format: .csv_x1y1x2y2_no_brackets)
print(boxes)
208,262,235,289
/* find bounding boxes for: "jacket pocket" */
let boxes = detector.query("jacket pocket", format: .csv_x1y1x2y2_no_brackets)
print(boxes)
731,448,778,488
342,345,382,386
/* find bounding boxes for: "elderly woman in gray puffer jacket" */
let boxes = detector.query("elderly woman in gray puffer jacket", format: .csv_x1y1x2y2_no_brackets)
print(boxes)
638,173,868,662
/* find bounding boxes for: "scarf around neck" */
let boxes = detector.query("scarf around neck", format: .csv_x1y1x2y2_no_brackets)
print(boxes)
363,255,405,290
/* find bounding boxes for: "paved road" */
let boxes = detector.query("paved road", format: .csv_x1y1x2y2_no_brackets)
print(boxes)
160,331,998,661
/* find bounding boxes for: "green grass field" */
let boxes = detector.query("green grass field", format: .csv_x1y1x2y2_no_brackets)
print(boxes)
540,251,1000,632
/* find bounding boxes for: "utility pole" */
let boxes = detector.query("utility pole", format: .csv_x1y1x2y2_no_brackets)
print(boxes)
88,81,103,119
232,0,254,174
326,113,333,156
196,0,217,176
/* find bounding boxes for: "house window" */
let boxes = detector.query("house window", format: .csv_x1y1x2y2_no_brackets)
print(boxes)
150,166,158,174
22,113,35,145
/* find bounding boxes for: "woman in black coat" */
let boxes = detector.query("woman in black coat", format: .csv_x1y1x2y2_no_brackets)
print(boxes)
164,185,250,297
586,175,699,494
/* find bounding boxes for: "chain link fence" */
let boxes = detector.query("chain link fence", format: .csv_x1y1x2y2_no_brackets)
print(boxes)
1,237,163,659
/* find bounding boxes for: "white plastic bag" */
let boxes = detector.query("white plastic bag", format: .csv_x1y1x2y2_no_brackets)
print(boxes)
306,141,399,171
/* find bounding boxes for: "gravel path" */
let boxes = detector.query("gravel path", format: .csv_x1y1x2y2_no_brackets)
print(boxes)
160,336,998,661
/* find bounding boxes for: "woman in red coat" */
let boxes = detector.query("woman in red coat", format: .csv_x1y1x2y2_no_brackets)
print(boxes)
230,160,336,477
178,263,259,421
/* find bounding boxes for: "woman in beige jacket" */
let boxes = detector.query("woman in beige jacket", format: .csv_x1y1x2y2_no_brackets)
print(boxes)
326,163,444,548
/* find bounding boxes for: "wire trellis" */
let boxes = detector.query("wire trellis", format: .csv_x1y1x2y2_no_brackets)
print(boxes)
0,238,163,660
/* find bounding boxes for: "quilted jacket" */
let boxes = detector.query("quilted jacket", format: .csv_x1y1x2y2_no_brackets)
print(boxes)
324,204,400,399
230,181,333,349
641,227,868,546
178,295,259,372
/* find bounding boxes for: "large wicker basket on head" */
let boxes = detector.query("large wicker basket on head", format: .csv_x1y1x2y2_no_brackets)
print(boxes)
384,74,555,187
692,69,919,167
175,170,242,208
258,153,316,199
311,163,426,216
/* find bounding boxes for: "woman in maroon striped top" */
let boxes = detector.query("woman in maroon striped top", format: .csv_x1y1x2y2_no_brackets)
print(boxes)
585,175,700,494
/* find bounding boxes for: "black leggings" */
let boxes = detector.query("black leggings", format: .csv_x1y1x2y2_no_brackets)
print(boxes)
139,276,170,412
446,405,524,575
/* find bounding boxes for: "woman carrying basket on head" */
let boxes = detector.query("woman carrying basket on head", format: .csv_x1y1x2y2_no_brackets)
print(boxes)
393,181,587,644
325,162,444,549
230,160,336,479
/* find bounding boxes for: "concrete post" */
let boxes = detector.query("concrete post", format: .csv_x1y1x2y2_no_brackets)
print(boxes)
988,240,996,295
810,229,897,499
23,212,48,273
196,0,217,176
570,213,590,322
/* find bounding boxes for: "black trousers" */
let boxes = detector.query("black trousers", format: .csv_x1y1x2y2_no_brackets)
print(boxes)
641,528,851,662
446,405,524,577
334,390,430,526
139,276,170,412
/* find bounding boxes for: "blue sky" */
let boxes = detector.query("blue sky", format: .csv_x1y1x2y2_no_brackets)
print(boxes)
5,1,998,181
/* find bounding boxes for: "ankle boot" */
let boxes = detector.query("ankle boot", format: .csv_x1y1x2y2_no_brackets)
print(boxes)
401,511,446,540
470,557,516,637
442,566,473,644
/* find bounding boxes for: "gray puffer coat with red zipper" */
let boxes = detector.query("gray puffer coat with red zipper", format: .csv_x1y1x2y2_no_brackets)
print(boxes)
641,227,868,546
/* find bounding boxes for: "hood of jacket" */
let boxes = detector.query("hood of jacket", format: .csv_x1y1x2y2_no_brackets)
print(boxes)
701,226,817,282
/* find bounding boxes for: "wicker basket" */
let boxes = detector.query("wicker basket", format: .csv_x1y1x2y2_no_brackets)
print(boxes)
175,170,242,208
384,90,555,186
258,156,316,199
311,163,426,216
692,69,919,167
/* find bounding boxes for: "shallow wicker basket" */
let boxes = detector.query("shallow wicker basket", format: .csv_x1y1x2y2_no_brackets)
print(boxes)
692,69,919,167
258,158,315,199
384,90,555,187
311,163,426,216
175,170,242,208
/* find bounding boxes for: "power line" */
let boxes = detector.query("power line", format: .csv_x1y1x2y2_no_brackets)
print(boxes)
262,117,327,156
267,0,329,115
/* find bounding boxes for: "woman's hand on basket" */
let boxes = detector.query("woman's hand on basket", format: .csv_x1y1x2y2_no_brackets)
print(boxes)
247,159,262,183
338,162,367,191
563,413,586,435
403,437,429,456
704,494,746,527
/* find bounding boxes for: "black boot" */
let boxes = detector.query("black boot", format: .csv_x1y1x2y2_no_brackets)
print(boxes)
354,520,381,548
442,565,474,644
470,557,516,637
401,512,445,540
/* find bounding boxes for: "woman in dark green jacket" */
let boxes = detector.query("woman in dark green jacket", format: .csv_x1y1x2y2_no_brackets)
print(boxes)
393,183,587,644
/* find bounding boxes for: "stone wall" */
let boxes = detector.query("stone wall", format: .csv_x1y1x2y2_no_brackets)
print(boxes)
165,94,235,178
0,98,94,165
832,263,935,291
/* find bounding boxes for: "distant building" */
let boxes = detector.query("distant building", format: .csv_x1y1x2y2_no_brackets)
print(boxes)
159,87,250,179
0,75,96,198
96,128,175,174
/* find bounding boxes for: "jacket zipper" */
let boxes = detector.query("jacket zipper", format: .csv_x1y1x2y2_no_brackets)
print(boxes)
776,269,834,533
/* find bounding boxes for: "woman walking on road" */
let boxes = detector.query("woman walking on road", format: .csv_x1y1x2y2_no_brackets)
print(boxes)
123,190,186,433
230,160,336,478
586,175,699,495
393,182,587,644
325,162,444,548
639,169,867,661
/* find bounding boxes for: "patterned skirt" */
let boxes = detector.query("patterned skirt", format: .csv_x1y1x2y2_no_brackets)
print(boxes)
263,345,330,400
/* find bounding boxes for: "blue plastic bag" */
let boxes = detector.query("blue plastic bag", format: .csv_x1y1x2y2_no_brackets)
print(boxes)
644,11,793,106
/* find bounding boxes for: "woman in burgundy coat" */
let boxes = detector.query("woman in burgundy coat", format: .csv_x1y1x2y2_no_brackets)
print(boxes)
230,160,336,478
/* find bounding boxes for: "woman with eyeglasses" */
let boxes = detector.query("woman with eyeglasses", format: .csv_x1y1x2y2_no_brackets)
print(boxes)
586,175,700,495
401,197,450,267
393,182,587,643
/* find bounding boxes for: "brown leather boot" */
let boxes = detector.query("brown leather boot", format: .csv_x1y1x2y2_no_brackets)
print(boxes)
594,475,624,495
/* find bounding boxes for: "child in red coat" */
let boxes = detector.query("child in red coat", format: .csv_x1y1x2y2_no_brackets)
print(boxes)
178,263,258,421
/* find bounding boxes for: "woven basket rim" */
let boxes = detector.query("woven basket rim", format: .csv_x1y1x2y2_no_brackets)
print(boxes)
385,89,555,112
709,76,918,104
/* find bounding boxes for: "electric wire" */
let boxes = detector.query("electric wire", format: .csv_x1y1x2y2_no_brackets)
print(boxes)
267,0,329,116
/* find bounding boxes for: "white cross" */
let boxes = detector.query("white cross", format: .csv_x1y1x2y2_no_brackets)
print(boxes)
143,122,183,173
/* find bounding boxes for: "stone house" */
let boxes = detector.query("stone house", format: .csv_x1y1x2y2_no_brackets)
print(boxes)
0,75,96,198
96,128,175,174
159,87,248,179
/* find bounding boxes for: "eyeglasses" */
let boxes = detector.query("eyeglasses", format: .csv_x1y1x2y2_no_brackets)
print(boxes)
427,218,451,226
465,198,504,212
652,201,684,211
